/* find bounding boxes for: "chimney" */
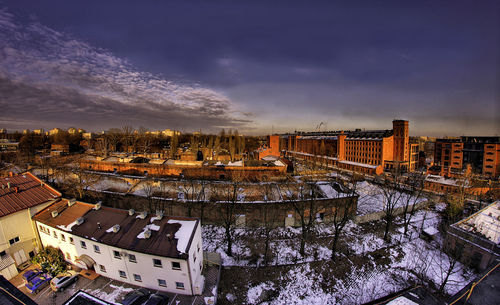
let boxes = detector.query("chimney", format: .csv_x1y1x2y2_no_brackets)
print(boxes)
68,198,76,207
94,202,102,210
112,224,120,233
138,211,147,219
144,229,152,239
51,210,58,218
128,209,135,216
76,217,84,225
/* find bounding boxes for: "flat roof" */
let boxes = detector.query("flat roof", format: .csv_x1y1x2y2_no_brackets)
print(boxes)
34,199,199,259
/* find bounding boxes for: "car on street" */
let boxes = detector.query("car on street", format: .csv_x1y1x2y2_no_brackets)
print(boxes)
22,269,43,284
120,288,151,305
50,270,79,291
25,274,53,294
143,293,169,305
144,293,168,305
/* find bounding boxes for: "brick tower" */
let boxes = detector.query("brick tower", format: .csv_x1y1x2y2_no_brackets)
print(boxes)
393,120,409,163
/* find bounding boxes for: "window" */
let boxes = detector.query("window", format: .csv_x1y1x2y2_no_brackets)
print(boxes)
171,262,181,270
119,270,126,278
113,250,121,259
94,245,100,253
53,231,58,239
133,274,142,282
153,259,162,268
47,229,50,235
129,254,137,263
69,237,74,244
175,282,185,290
80,241,86,249
9,236,20,245
158,279,167,287
61,234,66,242
99,265,106,272
66,252,71,260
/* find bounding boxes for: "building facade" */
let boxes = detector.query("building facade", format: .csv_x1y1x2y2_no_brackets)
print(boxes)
33,199,204,295
0,172,61,279
276,120,412,174
432,137,500,178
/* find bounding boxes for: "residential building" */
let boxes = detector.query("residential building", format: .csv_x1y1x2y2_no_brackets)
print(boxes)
431,137,500,178
33,199,205,295
0,172,61,279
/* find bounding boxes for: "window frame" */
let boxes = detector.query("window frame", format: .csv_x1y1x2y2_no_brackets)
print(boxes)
153,258,162,268
158,279,167,287
171,261,181,270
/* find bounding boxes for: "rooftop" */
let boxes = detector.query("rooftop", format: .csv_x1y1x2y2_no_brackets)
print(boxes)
0,172,61,217
456,201,500,244
33,199,199,259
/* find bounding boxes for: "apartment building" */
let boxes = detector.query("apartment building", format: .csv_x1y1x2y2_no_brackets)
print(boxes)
0,172,61,279
33,199,204,295
432,137,500,178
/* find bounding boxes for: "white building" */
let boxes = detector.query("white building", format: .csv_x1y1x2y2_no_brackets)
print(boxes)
33,199,204,295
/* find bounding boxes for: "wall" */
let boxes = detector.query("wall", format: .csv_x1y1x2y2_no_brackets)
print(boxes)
93,191,358,228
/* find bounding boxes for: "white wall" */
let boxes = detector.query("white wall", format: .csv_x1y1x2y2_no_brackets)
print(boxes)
36,221,203,295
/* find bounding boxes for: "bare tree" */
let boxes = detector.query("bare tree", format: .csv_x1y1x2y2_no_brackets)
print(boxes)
283,176,320,256
377,168,407,242
250,180,281,264
329,175,358,261
122,125,133,153
69,166,101,199
216,173,244,256
400,172,426,236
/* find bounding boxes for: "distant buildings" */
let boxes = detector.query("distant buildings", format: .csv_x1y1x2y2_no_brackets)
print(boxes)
430,137,500,178
34,199,205,295
0,172,61,280
264,120,417,175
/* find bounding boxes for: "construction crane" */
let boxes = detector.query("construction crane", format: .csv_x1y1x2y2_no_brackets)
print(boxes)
315,122,325,132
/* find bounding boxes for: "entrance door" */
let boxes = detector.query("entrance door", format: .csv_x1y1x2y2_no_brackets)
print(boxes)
13,249,27,265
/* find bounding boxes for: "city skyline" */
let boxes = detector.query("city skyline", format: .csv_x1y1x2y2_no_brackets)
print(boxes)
0,1,499,136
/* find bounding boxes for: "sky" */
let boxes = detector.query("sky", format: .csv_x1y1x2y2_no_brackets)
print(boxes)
0,0,498,136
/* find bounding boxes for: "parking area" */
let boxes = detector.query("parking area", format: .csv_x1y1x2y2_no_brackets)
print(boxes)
11,263,220,305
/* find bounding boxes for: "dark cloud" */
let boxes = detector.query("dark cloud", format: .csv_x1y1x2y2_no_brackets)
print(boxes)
0,1,499,135
0,8,250,132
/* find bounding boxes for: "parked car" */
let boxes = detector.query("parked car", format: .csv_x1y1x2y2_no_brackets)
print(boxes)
120,288,151,305
143,293,169,305
25,274,52,294
50,270,79,291
22,269,42,284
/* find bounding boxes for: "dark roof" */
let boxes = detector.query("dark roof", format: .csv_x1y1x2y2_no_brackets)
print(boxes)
290,129,394,139
0,172,61,217
34,199,199,260
0,275,38,305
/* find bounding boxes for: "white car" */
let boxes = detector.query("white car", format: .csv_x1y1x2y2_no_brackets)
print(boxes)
50,270,79,292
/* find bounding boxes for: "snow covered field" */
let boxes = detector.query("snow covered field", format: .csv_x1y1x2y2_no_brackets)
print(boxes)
355,181,426,215
204,208,474,305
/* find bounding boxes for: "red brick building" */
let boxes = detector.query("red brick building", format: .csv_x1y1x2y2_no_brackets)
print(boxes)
272,120,412,175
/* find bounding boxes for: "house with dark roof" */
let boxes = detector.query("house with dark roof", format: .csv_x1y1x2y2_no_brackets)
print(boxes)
33,199,204,295
0,172,61,280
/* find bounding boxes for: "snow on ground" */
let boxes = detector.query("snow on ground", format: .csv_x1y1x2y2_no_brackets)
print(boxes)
84,284,133,304
355,181,425,215
89,178,130,192
208,207,473,304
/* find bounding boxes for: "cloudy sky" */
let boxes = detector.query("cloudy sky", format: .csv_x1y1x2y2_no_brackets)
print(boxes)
0,0,498,136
